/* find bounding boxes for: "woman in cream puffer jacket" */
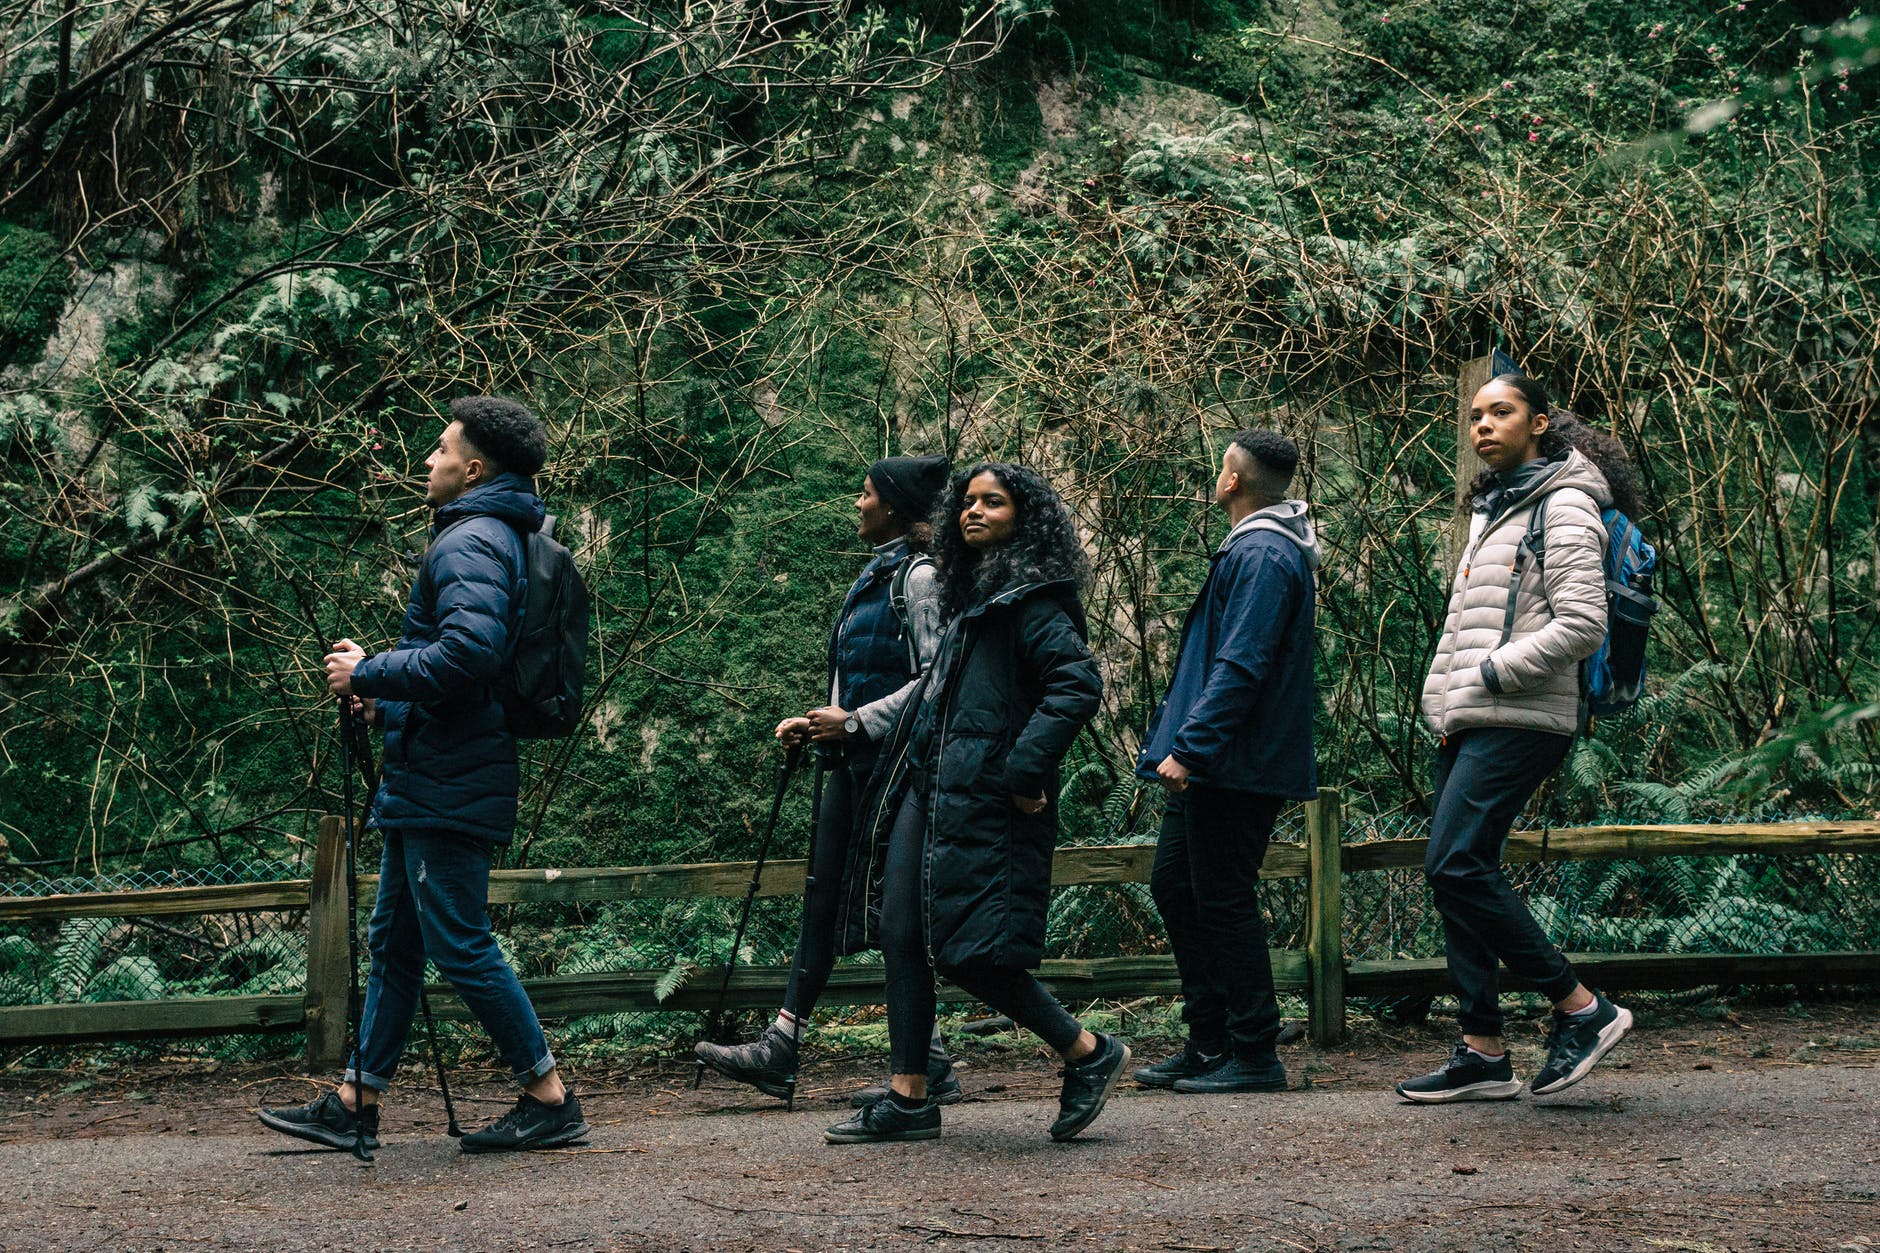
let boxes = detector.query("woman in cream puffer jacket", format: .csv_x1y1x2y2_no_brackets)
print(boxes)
1419,446,1611,738
1396,374,1637,1108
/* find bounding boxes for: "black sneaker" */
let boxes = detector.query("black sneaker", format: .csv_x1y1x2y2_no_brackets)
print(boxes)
1531,994,1634,1095
1133,1043,1226,1089
823,1096,941,1144
1396,1042,1523,1103
694,1024,798,1101
1171,1052,1286,1094
460,1089,589,1153
256,1091,381,1151
849,1066,965,1108
1049,1032,1132,1142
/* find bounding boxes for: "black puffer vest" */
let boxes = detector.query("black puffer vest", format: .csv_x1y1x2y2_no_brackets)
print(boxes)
826,541,921,770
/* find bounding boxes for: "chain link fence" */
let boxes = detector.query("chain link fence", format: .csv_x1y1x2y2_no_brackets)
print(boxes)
1337,811,1880,964
3,807,1875,1064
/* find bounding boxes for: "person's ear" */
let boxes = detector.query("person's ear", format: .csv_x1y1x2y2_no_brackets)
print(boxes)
1531,412,1549,437
464,454,487,486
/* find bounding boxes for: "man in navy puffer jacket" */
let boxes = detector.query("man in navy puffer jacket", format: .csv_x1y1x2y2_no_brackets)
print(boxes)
1133,429,1320,1096
258,397,587,1155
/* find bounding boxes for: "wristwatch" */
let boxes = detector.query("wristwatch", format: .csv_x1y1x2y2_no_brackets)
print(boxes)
843,712,864,739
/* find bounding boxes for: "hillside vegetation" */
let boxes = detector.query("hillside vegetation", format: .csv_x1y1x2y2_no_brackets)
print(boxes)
1,0,1875,879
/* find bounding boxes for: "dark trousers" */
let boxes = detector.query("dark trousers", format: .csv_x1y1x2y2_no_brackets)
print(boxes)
1149,786,1286,1056
1426,727,1580,1037
879,788,1083,1074
347,829,552,1091
783,761,863,1020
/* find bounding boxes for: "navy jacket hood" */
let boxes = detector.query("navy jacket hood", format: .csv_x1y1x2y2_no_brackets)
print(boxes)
435,472,546,536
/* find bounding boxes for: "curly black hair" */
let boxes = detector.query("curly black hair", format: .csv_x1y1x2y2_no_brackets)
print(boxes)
1467,374,1644,518
1228,428,1299,496
449,395,548,478
931,462,1091,619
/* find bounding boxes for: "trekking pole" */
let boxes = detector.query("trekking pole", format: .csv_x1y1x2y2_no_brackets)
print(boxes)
778,757,828,1112
416,987,464,1138
692,739,806,1091
343,708,462,1138
336,698,374,1164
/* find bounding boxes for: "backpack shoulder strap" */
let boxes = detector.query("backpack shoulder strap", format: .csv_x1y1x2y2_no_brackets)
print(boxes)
1497,496,1550,648
1525,495,1550,566
890,553,934,674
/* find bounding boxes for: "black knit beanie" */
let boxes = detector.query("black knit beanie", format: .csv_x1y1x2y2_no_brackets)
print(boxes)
867,454,951,527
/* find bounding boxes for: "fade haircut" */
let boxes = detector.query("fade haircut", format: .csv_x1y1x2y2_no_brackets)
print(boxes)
449,396,549,478
1228,428,1299,499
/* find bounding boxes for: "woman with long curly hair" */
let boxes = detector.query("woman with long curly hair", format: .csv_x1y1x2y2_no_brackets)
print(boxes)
1401,373,1637,1105
824,462,1128,1145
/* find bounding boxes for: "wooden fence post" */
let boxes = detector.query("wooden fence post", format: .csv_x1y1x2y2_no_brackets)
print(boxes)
1305,787,1346,1046
1448,355,1496,569
303,816,350,1072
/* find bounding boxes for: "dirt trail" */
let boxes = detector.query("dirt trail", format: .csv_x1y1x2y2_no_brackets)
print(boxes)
2,1000,1876,1251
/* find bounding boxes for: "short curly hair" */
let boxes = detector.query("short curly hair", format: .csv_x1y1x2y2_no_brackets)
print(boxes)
931,461,1091,619
1228,428,1299,495
449,396,548,478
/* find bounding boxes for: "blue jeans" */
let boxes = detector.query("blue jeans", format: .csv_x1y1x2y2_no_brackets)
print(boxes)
344,829,554,1091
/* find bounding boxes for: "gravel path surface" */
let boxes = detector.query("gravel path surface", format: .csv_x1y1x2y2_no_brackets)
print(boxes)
3,1001,1876,1250
5,1065,1877,1249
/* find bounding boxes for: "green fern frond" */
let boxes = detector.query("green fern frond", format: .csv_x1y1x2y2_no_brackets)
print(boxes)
1614,781,1691,822
1101,778,1144,836
52,917,113,1000
86,955,166,1002
1633,661,1724,722
653,959,696,1004
1568,739,1618,790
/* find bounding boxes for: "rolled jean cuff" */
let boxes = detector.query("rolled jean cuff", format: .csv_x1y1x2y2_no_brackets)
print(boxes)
513,1050,556,1086
1457,1012,1505,1038
342,1066,393,1092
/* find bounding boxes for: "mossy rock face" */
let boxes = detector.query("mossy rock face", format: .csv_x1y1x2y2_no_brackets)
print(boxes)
0,225,71,370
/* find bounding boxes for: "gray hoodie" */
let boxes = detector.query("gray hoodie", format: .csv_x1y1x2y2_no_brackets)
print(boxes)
1223,498,1322,570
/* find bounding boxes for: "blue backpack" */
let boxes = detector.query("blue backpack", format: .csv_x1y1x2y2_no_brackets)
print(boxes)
1505,499,1659,730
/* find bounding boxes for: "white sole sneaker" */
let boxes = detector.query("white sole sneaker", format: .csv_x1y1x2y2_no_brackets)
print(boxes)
1530,1005,1634,1095
1396,1077,1524,1103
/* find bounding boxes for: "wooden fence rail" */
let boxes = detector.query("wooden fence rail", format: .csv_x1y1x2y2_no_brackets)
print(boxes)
4,793,1878,1067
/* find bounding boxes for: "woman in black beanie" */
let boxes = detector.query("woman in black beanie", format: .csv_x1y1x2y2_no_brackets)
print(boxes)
694,455,953,1107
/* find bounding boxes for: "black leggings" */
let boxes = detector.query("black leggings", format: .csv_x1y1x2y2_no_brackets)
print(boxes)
881,788,1083,1075
782,761,861,1020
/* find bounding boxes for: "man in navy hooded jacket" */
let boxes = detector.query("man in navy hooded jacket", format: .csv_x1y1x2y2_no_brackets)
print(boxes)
1133,428,1319,1095
258,397,587,1154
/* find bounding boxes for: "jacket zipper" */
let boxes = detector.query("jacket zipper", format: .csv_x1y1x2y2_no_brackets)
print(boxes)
1440,497,1544,730
923,674,961,967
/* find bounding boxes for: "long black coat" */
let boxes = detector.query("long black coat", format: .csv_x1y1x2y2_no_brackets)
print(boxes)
837,579,1102,971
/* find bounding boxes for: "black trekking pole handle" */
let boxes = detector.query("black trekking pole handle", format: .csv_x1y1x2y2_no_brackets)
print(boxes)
336,698,374,1163
342,708,462,1138
691,739,806,1090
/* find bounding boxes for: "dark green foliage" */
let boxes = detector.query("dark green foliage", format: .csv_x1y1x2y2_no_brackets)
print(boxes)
0,223,68,369
0,0,1872,981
